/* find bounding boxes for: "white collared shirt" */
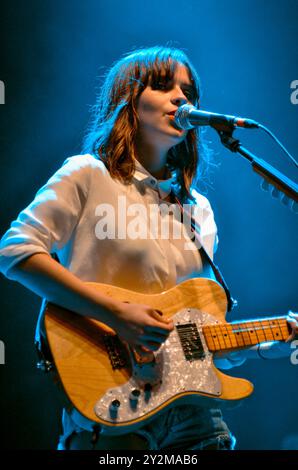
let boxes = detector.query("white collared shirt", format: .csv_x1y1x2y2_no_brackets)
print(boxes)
133,159,175,200
0,154,218,294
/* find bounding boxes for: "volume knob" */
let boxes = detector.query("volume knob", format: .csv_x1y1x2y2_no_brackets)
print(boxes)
130,389,141,401
109,399,120,419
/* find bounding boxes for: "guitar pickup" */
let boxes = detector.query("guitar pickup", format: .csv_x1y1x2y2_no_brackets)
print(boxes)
176,322,205,361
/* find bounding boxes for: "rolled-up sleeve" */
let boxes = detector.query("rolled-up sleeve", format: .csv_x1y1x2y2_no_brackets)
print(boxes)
0,155,91,279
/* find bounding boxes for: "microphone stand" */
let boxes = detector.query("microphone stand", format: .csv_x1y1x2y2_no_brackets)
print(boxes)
214,125,298,212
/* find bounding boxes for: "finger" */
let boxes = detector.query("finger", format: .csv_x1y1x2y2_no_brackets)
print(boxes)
139,340,163,351
137,330,166,347
150,310,168,323
153,309,174,325
134,344,154,358
154,309,163,316
143,323,172,337
141,332,170,343
140,335,169,349
286,320,297,342
148,311,174,331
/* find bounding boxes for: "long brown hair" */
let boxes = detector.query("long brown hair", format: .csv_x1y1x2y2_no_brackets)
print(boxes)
82,46,208,203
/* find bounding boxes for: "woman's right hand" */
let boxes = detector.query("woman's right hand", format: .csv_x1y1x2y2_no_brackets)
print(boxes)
109,301,174,357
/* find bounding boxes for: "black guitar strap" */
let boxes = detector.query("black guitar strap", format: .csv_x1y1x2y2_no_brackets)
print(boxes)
174,194,236,312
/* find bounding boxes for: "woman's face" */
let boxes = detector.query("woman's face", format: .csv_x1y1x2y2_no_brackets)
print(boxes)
136,64,195,150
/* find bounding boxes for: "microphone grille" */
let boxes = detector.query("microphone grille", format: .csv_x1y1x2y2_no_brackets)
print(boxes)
174,104,196,130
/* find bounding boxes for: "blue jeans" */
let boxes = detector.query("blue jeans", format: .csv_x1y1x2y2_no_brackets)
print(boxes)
134,404,235,450
58,405,236,451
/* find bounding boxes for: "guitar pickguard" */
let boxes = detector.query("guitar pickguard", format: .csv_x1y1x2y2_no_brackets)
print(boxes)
94,309,221,424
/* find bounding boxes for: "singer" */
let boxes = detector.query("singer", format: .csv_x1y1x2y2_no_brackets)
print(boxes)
0,46,297,450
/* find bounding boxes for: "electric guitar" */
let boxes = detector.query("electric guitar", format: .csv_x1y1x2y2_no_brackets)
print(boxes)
44,277,292,435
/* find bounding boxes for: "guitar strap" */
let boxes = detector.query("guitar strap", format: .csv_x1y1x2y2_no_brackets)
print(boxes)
173,193,236,312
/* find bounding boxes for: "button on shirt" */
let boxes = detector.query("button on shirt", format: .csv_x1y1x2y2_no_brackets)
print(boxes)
0,154,218,294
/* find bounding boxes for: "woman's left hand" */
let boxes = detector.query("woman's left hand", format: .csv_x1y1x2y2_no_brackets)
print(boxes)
286,310,298,342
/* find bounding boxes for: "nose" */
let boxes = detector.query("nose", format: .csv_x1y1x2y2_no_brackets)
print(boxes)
170,86,188,107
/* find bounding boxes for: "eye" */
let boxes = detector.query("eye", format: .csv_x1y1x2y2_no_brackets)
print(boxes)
151,80,170,90
182,87,196,103
151,80,196,103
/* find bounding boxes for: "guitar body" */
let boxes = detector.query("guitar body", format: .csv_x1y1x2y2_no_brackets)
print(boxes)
45,277,253,434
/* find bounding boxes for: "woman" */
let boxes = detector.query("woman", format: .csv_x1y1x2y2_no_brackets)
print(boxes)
0,46,296,450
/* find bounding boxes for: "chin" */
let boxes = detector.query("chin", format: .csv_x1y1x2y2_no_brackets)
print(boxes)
169,128,187,141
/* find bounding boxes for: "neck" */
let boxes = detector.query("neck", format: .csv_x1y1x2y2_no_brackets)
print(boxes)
203,316,290,353
135,137,170,179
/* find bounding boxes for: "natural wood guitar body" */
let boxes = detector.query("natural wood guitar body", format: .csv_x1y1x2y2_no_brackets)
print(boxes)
45,278,257,433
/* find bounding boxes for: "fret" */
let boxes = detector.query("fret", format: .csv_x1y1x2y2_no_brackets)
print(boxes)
271,319,287,341
220,324,232,349
251,320,267,343
231,324,245,347
245,321,259,344
252,320,266,344
261,320,274,341
203,325,222,351
223,324,238,348
239,322,253,347
213,324,228,349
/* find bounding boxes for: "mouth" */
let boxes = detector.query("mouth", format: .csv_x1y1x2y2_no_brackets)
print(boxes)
166,110,177,116
166,110,185,132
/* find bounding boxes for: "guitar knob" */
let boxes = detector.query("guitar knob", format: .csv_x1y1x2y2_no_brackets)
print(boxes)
143,383,152,403
129,389,141,410
111,399,120,408
130,389,141,401
109,399,120,419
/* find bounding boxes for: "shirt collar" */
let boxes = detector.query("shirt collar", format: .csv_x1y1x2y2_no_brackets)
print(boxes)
133,159,176,199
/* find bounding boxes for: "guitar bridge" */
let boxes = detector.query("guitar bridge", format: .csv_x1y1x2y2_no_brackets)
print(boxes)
103,334,128,370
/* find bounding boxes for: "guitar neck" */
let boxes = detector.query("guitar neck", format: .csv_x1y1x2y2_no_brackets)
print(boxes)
203,316,290,353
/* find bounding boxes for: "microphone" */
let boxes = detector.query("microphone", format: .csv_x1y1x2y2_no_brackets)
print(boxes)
174,104,259,130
